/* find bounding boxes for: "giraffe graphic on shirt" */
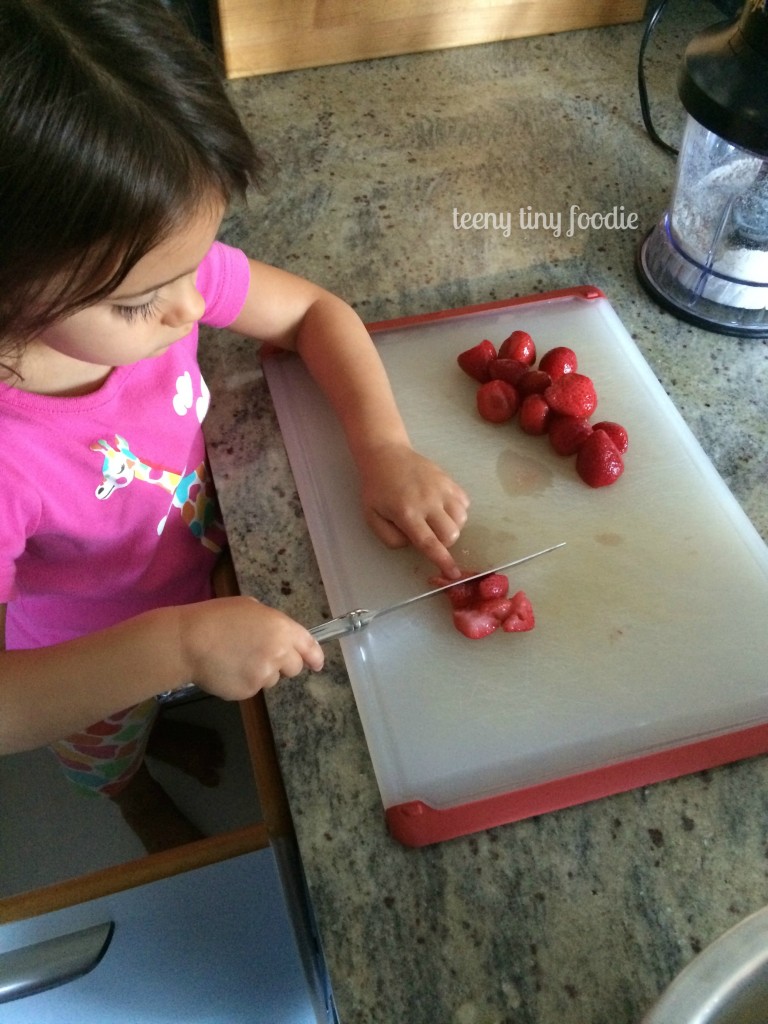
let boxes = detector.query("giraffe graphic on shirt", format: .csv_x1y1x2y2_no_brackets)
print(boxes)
89,434,225,553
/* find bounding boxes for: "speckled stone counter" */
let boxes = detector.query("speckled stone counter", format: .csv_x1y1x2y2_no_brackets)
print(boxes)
199,5,768,1022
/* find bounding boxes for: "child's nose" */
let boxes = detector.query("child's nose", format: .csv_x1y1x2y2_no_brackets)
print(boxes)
162,279,205,327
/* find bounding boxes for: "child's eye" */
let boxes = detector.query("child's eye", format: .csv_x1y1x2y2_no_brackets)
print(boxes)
113,297,159,323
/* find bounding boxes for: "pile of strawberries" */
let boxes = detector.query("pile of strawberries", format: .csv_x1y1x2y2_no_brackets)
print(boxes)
457,329,628,487
431,570,535,640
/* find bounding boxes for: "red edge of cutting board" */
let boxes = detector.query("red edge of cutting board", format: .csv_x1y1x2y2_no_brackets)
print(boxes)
364,284,606,334
386,722,768,847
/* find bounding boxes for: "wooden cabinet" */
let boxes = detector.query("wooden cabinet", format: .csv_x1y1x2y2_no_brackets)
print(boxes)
212,0,648,78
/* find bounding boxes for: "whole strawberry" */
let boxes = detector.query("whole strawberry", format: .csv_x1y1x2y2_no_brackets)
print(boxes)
575,429,624,487
499,330,536,366
544,372,597,419
538,346,578,380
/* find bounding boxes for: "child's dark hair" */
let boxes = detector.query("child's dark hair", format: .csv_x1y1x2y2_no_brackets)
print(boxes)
0,0,263,359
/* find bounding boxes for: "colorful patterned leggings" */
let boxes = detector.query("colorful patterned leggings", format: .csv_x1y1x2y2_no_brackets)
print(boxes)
49,698,159,797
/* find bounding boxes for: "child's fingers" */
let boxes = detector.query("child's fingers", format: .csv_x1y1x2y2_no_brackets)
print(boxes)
365,509,410,550
300,635,325,672
417,536,462,580
444,490,471,526
368,506,463,579
263,630,324,683
428,503,469,548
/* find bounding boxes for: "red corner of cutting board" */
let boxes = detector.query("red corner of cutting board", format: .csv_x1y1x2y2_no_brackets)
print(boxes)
365,285,605,335
385,721,768,847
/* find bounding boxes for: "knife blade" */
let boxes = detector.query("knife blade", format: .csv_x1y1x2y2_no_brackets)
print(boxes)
308,541,565,644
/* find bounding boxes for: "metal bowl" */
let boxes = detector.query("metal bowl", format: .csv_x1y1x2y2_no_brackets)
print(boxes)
641,905,768,1024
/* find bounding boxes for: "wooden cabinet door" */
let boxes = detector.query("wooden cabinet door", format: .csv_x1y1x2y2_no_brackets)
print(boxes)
213,0,648,78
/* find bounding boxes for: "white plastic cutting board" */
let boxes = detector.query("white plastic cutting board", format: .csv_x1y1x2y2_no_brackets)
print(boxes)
264,291,768,815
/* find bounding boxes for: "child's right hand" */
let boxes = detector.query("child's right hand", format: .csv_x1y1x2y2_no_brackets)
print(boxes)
177,596,324,699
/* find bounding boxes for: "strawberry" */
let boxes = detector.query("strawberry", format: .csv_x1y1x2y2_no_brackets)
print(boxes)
592,420,629,454
452,607,500,639
489,357,528,387
576,429,624,487
431,572,505,607
476,380,519,423
476,572,509,600
544,372,597,418
538,346,578,380
478,596,516,621
444,581,475,609
499,330,536,366
516,369,552,397
502,591,535,632
518,393,551,435
457,339,497,382
548,415,593,456
438,570,536,638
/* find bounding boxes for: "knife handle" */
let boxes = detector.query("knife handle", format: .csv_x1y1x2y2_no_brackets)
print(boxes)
309,609,372,644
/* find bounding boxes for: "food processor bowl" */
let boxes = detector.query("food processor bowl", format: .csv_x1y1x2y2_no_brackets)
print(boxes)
638,116,768,336
637,0,768,337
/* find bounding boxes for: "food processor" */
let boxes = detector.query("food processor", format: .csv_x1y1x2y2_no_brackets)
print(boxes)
637,0,768,336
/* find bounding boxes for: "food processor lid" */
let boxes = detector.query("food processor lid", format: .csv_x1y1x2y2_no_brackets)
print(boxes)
678,1,768,155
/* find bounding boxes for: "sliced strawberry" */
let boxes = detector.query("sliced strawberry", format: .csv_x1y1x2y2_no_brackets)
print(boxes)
476,573,509,600
544,372,597,418
476,379,519,423
518,393,551,435
592,420,629,454
489,357,528,387
576,429,624,487
457,339,497,382
502,591,535,632
548,415,593,456
452,607,500,639
445,582,476,609
499,330,536,366
477,596,515,622
438,571,535,638
538,346,578,380
516,369,552,397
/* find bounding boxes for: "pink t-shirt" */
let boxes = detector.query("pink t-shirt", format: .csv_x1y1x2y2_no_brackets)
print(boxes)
0,241,251,650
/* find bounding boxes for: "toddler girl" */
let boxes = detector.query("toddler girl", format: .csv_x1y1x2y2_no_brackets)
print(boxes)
0,0,469,843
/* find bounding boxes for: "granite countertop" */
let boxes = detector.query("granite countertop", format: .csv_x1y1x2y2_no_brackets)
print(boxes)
199,4,768,1022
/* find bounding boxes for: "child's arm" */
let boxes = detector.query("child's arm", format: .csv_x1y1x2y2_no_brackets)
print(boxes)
0,598,323,755
229,260,470,579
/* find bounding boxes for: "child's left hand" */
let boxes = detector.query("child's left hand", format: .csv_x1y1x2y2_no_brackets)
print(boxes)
357,442,470,579
233,270,470,575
